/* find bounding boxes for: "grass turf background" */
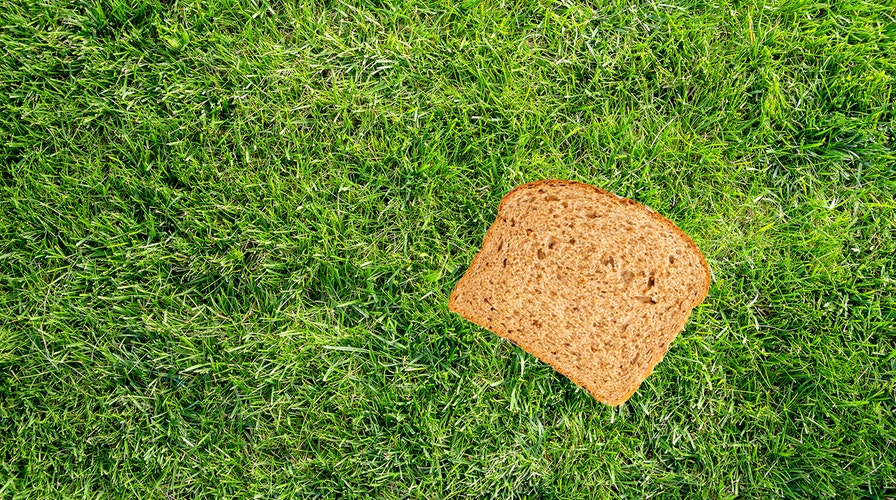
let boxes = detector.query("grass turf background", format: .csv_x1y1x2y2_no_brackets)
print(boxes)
1,0,895,497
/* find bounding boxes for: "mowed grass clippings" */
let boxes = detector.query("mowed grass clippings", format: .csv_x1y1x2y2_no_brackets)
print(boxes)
1,0,894,498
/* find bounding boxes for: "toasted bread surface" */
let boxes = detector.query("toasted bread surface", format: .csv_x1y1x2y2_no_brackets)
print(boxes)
449,180,710,405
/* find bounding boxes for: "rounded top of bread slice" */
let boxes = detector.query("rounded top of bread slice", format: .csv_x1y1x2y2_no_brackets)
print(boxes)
449,180,710,405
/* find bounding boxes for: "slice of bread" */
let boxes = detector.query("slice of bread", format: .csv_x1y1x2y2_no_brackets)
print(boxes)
449,180,710,406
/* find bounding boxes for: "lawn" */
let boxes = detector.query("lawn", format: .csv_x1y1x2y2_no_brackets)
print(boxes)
1,0,894,497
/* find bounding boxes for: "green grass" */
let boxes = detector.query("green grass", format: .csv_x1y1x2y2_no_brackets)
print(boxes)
1,0,894,497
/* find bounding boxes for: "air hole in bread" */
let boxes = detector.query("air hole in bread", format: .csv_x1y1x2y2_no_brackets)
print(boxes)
584,212,598,219
547,237,556,249
633,296,657,304
669,255,675,264
622,270,635,283
647,276,655,289
545,195,559,202
561,201,569,208
569,238,576,245
532,319,542,328
526,228,533,236
496,240,503,252
537,248,546,260
502,258,507,268
510,218,516,227
601,255,615,268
